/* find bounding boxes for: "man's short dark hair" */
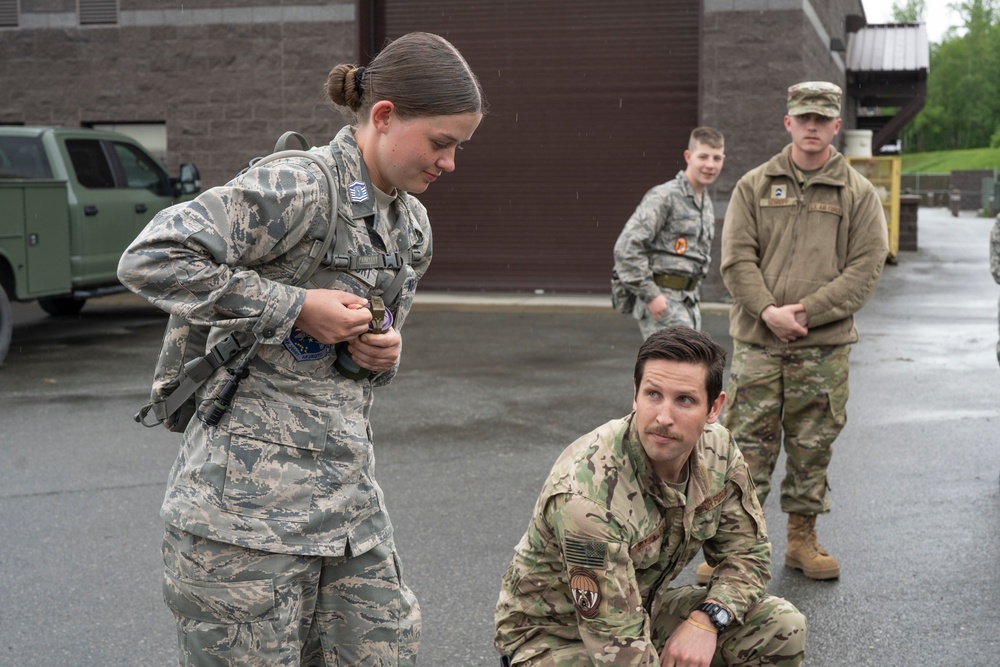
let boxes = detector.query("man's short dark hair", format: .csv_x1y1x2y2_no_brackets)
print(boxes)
633,326,727,404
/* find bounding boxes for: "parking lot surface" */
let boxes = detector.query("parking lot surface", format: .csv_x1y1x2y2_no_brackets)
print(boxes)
1,207,998,666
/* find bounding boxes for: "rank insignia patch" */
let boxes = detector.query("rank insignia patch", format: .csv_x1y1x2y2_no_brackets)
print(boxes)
570,567,602,618
674,237,688,254
348,181,369,203
771,184,787,199
282,327,332,362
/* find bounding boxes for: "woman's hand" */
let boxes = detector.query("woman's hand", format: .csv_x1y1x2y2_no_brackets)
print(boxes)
294,289,373,344
347,327,402,373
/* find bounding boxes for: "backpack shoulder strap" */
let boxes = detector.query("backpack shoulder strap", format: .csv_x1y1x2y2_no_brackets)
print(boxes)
135,134,341,429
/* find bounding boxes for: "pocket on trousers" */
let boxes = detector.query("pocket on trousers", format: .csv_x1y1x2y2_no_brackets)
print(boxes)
163,568,277,624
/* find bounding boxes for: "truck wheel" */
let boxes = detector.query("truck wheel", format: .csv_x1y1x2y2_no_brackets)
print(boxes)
38,295,87,317
0,287,11,365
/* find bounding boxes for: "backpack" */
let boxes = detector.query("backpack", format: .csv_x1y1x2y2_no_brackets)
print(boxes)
610,269,636,315
134,132,340,431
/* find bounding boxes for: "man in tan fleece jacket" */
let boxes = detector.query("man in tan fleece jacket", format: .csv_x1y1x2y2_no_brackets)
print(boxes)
699,82,887,584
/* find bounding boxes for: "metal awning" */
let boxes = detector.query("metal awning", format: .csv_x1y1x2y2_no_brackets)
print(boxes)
846,23,930,150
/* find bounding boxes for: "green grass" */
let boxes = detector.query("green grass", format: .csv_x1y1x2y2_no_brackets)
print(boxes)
901,147,1000,173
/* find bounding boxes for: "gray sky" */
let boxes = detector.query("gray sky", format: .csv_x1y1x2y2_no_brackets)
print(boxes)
862,0,963,43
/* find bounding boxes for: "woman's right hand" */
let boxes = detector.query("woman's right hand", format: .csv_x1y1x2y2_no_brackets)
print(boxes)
294,289,373,344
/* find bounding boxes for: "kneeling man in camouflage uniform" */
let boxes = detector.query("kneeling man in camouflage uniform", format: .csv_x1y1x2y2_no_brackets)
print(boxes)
494,327,806,666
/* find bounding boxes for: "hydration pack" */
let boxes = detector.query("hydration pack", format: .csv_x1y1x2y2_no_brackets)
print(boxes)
134,132,342,431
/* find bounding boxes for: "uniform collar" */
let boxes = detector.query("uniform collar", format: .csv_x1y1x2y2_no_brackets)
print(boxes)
765,143,849,187
330,126,378,221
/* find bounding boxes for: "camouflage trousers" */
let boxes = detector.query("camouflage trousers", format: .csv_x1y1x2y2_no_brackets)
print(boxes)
510,586,805,666
637,289,700,339
722,341,850,515
161,524,420,666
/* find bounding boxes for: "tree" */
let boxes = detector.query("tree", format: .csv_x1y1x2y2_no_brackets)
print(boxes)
901,0,1000,150
891,0,925,23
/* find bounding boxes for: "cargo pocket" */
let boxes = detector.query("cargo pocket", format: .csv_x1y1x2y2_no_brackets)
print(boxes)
221,397,330,523
163,568,279,663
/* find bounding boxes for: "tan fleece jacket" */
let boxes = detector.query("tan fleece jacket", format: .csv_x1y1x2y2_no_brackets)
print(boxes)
720,144,888,348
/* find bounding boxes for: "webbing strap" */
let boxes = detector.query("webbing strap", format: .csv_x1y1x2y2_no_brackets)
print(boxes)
135,331,255,427
140,143,341,428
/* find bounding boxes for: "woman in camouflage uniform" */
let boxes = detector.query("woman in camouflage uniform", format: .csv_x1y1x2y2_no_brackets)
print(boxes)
118,32,484,667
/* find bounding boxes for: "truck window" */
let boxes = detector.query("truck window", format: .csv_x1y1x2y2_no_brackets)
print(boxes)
0,136,54,179
67,139,115,189
112,141,170,196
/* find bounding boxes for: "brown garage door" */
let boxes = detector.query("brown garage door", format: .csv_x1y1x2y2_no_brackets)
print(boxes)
379,0,700,294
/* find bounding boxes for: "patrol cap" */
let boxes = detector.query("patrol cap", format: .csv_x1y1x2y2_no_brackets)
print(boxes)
787,81,842,117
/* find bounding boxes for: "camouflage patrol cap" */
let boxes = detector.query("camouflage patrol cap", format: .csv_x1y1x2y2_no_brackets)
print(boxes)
787,81,842,117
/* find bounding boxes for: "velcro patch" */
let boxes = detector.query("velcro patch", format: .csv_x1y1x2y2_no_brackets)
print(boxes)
282,327,332,362
630,524,665,555
694,488,727,514
808,203,843,215
760,197,798,207
569,567,602,619
565,538,607,569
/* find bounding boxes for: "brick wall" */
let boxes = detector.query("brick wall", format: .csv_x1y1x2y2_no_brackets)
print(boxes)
1,1,356,186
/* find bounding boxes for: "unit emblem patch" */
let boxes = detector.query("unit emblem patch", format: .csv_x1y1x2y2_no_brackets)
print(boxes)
282,327,332,362
570,567,602,618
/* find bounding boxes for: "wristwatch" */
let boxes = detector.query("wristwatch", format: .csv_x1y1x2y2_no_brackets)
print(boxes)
696,602,732,634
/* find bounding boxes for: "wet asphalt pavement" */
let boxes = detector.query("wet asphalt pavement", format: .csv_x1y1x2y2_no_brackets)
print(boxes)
1,206,998,666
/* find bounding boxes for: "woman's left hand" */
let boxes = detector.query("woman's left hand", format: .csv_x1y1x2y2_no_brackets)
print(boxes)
346,327,402,373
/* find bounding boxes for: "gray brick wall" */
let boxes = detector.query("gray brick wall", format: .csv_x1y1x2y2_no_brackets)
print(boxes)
2,1,356,185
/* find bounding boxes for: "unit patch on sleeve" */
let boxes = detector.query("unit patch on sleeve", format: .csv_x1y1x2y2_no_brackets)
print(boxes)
674,237,688,254
569,567,602,619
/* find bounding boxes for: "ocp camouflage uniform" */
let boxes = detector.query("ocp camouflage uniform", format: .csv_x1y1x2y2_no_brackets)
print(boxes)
494,416,806,666
720,144,887,513
118,125,427,666
991,216,1000,366
614,171,715,336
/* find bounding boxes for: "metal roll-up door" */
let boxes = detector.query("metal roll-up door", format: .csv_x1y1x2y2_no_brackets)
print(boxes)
382,0,700,293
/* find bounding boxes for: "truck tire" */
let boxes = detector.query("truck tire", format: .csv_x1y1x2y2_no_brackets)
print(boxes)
38,295,86,317
0,287,11,365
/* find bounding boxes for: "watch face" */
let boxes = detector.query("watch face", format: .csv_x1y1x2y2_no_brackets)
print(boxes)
716,608,731,626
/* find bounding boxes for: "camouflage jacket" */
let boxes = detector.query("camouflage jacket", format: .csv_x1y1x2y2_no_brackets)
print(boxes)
613,171,715,306
117,125,432,557
721,144,888,348
494,416,770,665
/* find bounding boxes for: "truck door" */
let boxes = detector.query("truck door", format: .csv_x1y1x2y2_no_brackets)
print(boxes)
107,140,175,238
65,138,136,285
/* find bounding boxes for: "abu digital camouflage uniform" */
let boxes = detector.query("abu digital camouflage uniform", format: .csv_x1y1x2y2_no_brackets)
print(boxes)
614,171,715,335
494,416,806,666
720,143,887,512
118,125,427,665
992,216,1000,366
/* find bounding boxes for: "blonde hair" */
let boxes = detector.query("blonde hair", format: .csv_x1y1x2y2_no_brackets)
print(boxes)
326,32,485,120
689,126,724,151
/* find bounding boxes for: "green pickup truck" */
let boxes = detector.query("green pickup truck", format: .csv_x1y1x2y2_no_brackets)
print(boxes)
0,126,201,364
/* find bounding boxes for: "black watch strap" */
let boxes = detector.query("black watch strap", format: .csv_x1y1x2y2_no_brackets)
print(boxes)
696,602,731,633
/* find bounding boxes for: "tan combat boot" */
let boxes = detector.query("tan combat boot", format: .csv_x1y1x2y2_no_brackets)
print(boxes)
695,562,715,585
785,513,840,580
